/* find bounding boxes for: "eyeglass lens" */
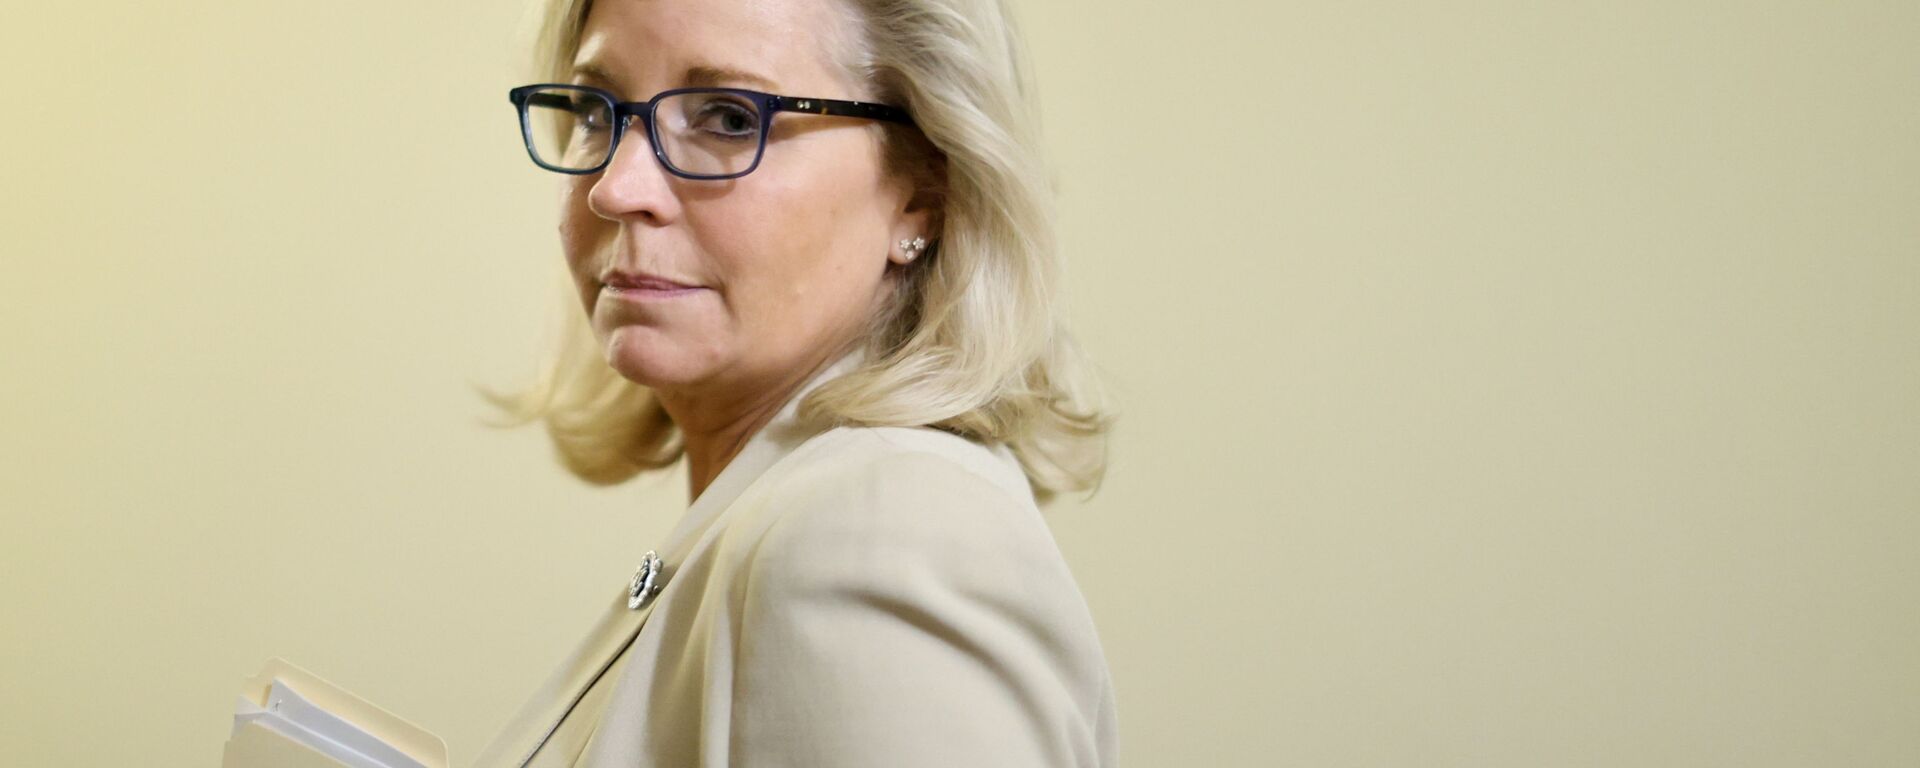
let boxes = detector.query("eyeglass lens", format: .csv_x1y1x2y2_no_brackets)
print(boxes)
523,86,765,177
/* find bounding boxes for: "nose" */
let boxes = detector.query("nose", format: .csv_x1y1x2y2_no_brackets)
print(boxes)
587,113,681,224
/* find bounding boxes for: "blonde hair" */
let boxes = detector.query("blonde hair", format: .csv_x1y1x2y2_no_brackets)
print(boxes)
477,0,1115,505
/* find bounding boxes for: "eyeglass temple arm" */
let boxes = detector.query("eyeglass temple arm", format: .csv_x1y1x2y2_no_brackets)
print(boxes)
769,95,915,126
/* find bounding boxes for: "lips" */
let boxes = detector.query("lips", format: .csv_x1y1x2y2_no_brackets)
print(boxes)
604,271,699,290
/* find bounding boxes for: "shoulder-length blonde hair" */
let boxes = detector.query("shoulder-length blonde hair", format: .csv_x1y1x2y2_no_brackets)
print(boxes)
478,0,1114,505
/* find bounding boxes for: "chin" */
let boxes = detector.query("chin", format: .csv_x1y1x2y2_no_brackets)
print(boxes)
599,324,721,390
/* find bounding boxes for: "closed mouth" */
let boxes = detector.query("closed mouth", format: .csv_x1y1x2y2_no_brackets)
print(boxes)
603,272,701,291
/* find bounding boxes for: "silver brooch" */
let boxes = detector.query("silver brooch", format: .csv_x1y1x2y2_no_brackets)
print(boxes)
628,550,664,610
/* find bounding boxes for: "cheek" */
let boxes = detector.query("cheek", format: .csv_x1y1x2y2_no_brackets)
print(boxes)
724,190,876,336
557,181,603,308
557,180,595,250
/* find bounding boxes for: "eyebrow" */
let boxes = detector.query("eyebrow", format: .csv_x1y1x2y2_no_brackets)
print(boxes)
571,61,780,93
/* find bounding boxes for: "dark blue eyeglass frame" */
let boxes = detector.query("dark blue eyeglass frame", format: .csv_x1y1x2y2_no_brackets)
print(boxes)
508,83,918,180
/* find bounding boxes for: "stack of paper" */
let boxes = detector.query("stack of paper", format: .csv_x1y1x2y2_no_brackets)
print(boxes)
224,657,448,768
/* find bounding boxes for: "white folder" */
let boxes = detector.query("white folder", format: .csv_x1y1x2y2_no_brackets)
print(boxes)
223,657,448,768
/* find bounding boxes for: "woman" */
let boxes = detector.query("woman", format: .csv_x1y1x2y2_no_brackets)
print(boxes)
471,0,1118,764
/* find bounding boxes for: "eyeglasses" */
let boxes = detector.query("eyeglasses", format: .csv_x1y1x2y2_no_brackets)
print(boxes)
508,83,916,180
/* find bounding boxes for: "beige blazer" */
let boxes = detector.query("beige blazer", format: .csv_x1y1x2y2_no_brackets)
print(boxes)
469,348,1119,768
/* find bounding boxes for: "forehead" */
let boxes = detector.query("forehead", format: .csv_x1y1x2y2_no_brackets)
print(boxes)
572,0,855,95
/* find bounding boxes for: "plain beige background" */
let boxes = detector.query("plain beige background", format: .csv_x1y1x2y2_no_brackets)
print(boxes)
2,0,1915,765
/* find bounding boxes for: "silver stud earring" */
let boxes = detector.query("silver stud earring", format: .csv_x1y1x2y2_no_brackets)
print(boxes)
897,236,928,262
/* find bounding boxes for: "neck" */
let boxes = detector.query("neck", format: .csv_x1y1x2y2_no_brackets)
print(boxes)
667,386,787,504
657,346,853,502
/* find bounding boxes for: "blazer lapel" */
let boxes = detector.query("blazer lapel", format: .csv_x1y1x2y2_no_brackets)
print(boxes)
479,586,661,768
476,347,868,768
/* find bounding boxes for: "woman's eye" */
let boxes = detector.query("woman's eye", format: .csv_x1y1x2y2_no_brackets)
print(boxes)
693,100,758,139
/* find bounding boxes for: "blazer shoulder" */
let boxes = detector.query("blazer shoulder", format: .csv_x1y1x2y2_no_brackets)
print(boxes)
717,424,1060,576
723,426,1115,765
719,430,1116,767
788,424,1036,506
702,426,1040,582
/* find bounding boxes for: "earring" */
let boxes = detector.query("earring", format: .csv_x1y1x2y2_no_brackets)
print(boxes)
897,236,928,262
